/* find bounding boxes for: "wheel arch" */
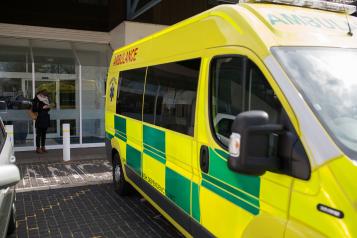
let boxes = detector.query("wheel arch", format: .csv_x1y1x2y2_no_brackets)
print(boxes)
111,148,129,180
111,148,120,163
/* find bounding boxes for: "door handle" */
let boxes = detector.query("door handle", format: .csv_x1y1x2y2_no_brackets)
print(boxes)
200,145,209,173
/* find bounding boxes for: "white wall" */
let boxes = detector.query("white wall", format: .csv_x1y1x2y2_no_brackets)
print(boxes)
0,23,110,44
109,23,126,50
0,22,166,51
110,21,167,50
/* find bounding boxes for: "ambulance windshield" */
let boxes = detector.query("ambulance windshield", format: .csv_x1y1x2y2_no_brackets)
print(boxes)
272,47,357,160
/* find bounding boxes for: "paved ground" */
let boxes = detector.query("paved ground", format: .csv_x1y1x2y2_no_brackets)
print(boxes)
10,184,182,238
15,148,106,165
9,156,182,238
16,160,112,192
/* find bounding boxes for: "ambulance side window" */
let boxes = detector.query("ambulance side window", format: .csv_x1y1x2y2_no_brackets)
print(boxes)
143,59,200,136
210,56,281,147
211,57,245,146
116,67,146,120
245,61,282,124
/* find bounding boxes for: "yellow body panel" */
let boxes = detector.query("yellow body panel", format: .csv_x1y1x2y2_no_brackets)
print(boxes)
200,186,253,237
165,131,193,179
105,2,357,238
118,139,126,164
126,118,142,148
142,153,166,195
286,157,357,237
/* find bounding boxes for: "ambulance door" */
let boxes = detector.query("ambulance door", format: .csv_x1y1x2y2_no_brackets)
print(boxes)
196,50,293,237
141,59,201,233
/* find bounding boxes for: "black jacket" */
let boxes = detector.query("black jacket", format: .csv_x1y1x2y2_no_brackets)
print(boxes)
32,96,50,129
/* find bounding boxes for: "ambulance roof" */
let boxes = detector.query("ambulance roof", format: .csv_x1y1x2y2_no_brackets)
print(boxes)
239,3,357,48
112,2,357,66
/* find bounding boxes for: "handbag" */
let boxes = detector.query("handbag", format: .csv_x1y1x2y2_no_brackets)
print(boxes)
28,108,38,120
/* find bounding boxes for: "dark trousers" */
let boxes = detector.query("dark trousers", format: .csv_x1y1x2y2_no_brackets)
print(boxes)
36,128,47,148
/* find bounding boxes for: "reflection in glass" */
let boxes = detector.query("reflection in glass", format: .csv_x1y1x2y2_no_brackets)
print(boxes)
60,80,76,109
0,37,111,149
36,81,57,108
76,43,110,143
0,38,33,147
273,47,357,160
144,59,200,136
82,66,107,143
33,40,79,146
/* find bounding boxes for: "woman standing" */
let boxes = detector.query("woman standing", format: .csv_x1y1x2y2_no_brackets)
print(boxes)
32,90,50,153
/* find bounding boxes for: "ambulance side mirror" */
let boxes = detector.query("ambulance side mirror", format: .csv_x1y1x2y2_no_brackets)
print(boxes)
228,111,284,176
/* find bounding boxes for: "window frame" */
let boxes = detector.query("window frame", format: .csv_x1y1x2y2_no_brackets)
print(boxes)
116,67,147,121
209,54,283,150
0,120,7,153
209,55,248,149
142,58,201,137
115,58,202,137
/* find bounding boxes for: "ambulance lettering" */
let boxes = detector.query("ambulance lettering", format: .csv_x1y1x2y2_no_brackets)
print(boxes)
113,47,139,66
143,173,165,194
267,13,356,31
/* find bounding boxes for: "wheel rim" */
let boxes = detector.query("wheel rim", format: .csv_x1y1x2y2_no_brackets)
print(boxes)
114,163,121,183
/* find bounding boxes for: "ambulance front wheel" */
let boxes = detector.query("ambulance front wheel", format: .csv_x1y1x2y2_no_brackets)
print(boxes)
113,153,131,195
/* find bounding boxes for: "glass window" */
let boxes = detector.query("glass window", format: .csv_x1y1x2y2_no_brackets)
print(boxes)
0,121,6,150
0,38,31,73
245,61,281,123
75,42,111,144
60,120,76,136
74,43,111,67
117,68,146,121
32,40,76,74
0,37,33,147
60,80,76,109
81,67,107,143
211,57,245,146
211,56,281,147
0,37,111,149
144,59,200,136
0,46,29,72
32,40,79,145
273,47,357,160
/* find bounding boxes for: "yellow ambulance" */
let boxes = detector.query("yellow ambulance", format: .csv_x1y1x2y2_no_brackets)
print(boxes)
105,0,357,237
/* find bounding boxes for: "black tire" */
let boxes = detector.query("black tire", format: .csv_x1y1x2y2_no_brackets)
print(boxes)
7,203,16,235
113,153,131,195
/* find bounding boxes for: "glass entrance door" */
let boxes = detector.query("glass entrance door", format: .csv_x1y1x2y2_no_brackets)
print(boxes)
34,75,79,145
0,37,111,150
32,39,79,146
34,79,58,141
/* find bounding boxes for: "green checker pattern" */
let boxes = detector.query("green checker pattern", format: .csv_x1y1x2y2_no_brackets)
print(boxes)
110,115,261,221
201,148,260,215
